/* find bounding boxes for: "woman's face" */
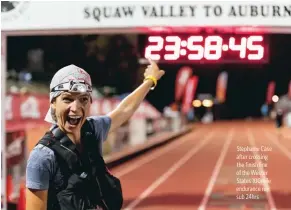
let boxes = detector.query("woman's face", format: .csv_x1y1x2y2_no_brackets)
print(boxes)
51,92,91,134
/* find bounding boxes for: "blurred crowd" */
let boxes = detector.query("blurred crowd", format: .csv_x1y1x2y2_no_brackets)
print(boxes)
7,34,142,96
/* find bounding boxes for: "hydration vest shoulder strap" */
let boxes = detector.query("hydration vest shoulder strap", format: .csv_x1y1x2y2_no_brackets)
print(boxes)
82,131,107,175
37,128,81,172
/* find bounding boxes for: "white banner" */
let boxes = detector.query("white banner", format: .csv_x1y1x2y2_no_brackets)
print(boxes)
1,1,291,31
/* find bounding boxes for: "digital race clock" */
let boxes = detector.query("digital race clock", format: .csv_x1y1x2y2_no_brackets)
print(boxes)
139,34,269,63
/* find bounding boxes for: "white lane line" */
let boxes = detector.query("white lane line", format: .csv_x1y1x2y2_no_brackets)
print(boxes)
114,129,202,178
123,130,216,210
262,129,291,160
198,129,234,210
247,128,277,210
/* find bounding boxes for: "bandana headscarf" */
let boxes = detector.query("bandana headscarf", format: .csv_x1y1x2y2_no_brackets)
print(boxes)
44,64,92,124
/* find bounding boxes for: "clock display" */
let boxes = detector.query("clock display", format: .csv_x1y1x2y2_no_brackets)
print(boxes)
140,34,269,63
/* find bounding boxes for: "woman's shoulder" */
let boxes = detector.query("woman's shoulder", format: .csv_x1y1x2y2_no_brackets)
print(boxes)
86,115,111,125
28,126,59,164
26,144,58,190
85,115,111,141
27,144,57,169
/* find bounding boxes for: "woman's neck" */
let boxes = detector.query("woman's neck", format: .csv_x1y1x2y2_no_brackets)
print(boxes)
58,126,81,145
67,132,81,145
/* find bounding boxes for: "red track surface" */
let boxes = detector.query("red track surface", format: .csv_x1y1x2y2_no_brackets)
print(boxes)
110,121,291,210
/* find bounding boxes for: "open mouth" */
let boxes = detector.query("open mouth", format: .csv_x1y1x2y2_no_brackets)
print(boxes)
66,115,82,126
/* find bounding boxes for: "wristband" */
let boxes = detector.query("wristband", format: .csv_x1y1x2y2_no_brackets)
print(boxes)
143,75,157,90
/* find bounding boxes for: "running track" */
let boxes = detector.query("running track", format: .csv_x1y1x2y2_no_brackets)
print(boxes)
110,121,291,210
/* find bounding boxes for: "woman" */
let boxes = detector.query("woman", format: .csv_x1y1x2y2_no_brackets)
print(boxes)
26,59,165,210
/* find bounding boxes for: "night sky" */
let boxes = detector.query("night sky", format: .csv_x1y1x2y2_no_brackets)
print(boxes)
7,34,291,119
145,34,291,118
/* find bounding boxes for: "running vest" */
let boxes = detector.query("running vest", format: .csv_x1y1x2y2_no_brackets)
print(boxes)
37,121,123,210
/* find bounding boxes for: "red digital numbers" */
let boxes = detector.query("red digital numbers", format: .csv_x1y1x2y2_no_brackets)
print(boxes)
204,36,223,60
187,36,204,60
145,36,164,60
144,35,266,63
165,36,181,60
229,37,247,58
247,36,264,60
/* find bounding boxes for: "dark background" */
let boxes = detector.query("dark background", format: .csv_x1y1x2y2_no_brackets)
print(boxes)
7,33,291,119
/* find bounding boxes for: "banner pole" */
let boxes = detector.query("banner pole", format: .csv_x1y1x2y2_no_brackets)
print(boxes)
1,32,7,210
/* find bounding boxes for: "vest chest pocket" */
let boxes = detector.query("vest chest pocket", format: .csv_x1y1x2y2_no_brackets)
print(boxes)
56,172,101,209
